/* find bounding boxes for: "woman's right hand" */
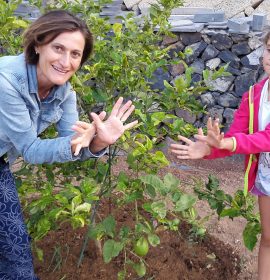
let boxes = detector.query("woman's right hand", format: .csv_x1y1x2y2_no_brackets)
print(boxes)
170,128,211,159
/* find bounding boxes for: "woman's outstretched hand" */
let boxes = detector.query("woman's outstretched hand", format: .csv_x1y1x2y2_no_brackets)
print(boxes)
90,97,138,153
170,128,211,159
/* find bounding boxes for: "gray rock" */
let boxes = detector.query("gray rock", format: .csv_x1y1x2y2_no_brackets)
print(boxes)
179,32,202,46
175,108,196,124
185,41,208,64
223,108,237,125
190,59,205,74
226,65,241,75
231,33,249,43
168,41,185,58
150,68,170,91
228,18,251,33
200,92,216,107
203,106,224,124
207,76,235,93
218,50,241,69
211,33,233,50
171,7,214,15
168,15,195,21
201,44,220,60
252,13,267,31
217,93,239,108
234,71,258,97
231,41,251,55
191,73,202,84
171,23,205,33
193,11,225,23
240,46,264,68
206,58,221,70
162,35,179,46
169,63,185,77
248,36,263,50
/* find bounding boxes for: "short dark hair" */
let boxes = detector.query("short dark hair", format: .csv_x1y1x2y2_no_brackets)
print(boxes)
263,27,270,45
23,10,93,65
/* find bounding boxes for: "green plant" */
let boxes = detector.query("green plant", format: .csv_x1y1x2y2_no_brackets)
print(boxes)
0,0,28,55
194,175,260,251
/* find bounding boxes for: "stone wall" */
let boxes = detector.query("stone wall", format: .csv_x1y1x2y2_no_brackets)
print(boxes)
154,29,265,131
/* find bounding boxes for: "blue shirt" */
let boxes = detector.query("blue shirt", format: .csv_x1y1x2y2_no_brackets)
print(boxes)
0,53,103,164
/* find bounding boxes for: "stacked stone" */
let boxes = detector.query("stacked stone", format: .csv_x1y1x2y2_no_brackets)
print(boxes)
154,28,265,131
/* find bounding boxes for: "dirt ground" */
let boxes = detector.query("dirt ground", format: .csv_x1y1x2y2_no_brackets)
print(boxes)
164,153,258,280
33,154,258,279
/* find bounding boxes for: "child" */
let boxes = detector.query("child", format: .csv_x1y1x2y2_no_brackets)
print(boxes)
170,29,270,280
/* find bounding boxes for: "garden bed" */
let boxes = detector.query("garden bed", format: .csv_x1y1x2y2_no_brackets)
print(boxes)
34,200,241,280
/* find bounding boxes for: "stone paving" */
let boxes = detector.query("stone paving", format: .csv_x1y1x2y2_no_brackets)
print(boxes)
14,0,269,34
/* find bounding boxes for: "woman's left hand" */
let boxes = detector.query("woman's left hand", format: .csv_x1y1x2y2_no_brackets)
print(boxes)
90,97,138,153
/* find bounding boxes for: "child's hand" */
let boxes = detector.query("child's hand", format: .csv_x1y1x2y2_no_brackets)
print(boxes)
170,128,211,159
194,117,225,149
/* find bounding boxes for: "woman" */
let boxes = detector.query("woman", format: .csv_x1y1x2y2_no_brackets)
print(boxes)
170,28,270,280
0,10,137,279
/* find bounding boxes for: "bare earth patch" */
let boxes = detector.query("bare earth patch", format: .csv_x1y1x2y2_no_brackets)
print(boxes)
164,154,258,280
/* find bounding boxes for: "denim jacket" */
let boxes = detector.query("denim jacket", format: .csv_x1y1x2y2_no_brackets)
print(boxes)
0,53,104,164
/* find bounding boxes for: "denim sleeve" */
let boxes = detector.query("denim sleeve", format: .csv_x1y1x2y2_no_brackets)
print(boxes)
0,75,104,164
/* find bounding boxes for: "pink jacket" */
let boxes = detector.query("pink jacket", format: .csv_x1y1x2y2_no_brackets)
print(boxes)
205,77,270,192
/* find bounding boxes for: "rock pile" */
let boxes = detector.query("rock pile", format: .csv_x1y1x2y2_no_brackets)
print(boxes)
154,29,265,130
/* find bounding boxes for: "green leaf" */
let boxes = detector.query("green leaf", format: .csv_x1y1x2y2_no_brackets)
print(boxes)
112,23,122,36
243,221,261,251
140,174,164,193
148,233,160,247
103,240,123,263
175,194,196,212
151,201,167,219
117,270,126,280
74,202,91,214
102,215,116,238
132,261,146,277
220,208,240,218
35,247,44,261
164,173,180,190
145,184,156,198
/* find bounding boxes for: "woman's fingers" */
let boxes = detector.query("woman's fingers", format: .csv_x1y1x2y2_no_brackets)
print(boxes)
178,135,192,145
123,120,138,130
71,125,85,134
194,134,208,142
71,136,83,145
90,112,104,127
120,104,135,122
98,111,106,121
110,97,124,116
74,143,82,156
117,100,133,119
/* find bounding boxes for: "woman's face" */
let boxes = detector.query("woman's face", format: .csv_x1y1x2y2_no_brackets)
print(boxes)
263,38,270,77
35,31,85,89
